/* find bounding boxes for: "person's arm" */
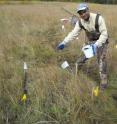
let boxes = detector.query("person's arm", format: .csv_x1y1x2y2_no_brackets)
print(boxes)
95,16,108,47
62,21,82,44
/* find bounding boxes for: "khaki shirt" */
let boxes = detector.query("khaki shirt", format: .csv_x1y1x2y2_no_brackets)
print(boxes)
63,13,108,47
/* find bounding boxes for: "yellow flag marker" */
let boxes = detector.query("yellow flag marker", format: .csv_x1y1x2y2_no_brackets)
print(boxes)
92,86,99,97
115,45,117,48
21,94,27,102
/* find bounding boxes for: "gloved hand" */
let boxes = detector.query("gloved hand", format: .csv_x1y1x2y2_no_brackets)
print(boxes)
90,43,97,55
57,42,65,50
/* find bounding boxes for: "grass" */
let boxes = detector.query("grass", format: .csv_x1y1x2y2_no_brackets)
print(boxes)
0,1,117,124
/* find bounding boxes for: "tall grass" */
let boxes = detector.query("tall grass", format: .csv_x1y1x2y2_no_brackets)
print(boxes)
0,2,117,124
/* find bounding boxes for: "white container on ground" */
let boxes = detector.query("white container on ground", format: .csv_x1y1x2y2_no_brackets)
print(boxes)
82,45,94,58
61,61,69,69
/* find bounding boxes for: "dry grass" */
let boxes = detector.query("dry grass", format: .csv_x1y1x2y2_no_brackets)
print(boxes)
0,2,117,124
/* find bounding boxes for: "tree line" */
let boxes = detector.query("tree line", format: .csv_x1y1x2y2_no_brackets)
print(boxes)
86,0,117,4
40,0,117,4
0,0,117,4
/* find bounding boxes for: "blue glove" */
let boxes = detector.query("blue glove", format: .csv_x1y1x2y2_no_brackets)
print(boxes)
91,44,97,55
57,42,65,50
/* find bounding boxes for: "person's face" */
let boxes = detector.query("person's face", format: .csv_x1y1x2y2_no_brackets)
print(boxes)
78,9,90,21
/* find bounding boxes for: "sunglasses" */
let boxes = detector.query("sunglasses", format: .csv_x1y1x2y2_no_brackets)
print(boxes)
77,9,87,15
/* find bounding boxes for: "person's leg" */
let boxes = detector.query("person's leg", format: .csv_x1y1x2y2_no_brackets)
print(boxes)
76,54,88,67
97,44,108,89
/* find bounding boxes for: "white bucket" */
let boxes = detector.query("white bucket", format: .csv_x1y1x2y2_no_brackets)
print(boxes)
61,61,69,69
82,45,94,58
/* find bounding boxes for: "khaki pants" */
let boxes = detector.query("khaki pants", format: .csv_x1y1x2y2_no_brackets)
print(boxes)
76,43,108,87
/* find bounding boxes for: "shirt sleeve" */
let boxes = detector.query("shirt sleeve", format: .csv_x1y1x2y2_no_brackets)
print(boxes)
95,16,108,47
63,21,82,44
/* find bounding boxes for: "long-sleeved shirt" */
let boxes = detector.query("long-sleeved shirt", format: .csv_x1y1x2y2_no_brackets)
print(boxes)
63,12,108,47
